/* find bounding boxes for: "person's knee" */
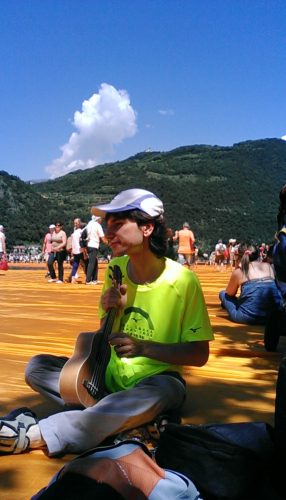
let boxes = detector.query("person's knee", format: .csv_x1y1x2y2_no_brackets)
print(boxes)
25,354,50,387
139,375,186,406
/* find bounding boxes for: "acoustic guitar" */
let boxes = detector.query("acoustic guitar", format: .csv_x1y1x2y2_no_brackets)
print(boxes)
59,265,122,408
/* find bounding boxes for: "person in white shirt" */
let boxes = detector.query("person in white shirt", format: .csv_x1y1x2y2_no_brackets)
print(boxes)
214,239,226,271
70,218,87,284
0,225,6,260
85,215,107,284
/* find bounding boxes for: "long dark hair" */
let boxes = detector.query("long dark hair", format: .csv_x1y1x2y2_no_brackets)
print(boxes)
106,209,168,257
237,242,259,278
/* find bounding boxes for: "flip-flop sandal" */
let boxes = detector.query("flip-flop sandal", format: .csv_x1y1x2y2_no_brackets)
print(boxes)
0,407,38,454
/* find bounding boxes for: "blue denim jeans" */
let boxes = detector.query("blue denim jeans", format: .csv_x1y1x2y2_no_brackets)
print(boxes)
219,279,283,325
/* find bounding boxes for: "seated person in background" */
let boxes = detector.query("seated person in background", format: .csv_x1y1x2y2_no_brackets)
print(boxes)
0,188,213,457
272,184,286,298
219,242,283,325
263,185,286,351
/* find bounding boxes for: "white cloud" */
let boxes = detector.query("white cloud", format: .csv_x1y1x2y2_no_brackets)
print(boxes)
281,135,286,141
45,83,137,178
158,109,174,116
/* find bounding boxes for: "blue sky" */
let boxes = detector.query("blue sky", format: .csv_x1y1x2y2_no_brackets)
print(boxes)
1,0,286,180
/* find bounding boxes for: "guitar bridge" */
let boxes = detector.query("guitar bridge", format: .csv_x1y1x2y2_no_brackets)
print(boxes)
83,379,99,398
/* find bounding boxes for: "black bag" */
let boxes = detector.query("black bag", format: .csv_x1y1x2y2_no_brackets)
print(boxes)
79,228,88,249
155,421,278,500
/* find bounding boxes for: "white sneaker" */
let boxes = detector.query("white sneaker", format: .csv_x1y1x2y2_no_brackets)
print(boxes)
85,281,94,285
48,279,56,283
92,281,99,285
56,280,63,284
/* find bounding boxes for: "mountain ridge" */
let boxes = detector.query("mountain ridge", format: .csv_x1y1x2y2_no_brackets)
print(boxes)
1,138,286,251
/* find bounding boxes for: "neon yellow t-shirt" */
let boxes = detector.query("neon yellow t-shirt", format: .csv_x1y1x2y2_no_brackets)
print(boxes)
99,256,214,392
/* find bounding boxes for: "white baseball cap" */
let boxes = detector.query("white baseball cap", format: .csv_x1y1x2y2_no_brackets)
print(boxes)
49,224,56,229
91,189,164,218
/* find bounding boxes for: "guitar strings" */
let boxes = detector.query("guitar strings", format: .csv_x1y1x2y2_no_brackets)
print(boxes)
89,309,117,394
90,312,114,381
88,266,122,398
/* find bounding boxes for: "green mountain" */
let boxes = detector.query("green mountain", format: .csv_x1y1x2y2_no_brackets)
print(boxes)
0,170,63,247
1,139,286,251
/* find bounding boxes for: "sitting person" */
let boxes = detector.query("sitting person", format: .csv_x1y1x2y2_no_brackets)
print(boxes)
219,242,283,325
0,188,213,457
272,184,286,297
263,185,286,350
32,440,201,499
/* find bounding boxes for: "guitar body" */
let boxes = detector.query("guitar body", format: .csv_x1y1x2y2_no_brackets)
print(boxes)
59,331,111,408
59,264,122,408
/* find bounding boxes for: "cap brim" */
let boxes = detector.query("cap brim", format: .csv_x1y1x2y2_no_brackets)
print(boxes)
91,203,136,217
91,189,164,218
91,206,107,217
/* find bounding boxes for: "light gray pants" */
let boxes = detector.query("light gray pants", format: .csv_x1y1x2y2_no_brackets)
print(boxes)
25,354,186,456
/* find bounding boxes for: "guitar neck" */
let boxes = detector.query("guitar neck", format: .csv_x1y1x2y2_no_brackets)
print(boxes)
101,307,117,340
101,264,122,340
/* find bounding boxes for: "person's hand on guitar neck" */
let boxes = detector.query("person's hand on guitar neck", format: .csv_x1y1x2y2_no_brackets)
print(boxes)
100,282,127,315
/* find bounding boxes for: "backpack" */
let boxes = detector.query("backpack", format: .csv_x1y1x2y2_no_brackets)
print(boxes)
155,421,281,500
79,228,88,249
155,358,286,500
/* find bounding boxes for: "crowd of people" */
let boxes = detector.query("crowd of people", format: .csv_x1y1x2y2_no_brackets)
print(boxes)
9,216,201,285
41,215,108,284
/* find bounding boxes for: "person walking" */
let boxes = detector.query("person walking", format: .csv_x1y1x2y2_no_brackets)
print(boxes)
0,225,6,260
70,218,87,283
47,222,67,284
85,215,107,284
174,222,195,267
42,224,55,277
214,239,227,271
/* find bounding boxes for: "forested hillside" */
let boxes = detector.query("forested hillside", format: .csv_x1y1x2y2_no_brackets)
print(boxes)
0,171,62,246
1,139,286,251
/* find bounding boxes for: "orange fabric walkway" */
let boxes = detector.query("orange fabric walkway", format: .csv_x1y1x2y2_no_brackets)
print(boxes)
0,263,285,499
